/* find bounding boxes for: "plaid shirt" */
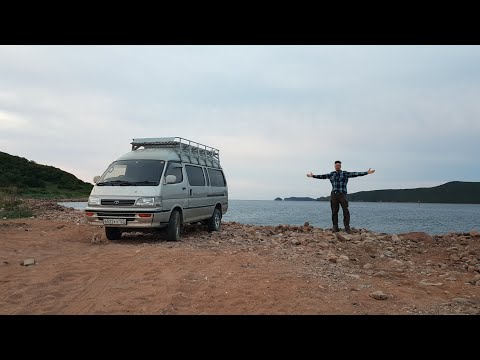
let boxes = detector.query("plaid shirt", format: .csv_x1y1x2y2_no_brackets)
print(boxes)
313,170,368,194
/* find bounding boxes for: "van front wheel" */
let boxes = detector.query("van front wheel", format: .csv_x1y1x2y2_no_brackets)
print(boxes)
207,208,222,232
105,227,122,240
166,210,181,242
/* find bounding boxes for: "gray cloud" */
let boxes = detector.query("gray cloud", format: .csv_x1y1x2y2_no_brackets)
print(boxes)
1,45,479,199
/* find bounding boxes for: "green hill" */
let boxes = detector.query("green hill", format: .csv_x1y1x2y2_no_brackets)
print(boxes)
324,181,480,204
0,151,93,199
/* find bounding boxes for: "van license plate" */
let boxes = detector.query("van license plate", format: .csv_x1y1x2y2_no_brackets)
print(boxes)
103,219,127,225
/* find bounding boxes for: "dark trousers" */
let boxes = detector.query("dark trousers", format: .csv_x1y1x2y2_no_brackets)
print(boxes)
330,192,350,229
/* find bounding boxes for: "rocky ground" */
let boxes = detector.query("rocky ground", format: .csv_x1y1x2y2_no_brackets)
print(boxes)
0,200,479,314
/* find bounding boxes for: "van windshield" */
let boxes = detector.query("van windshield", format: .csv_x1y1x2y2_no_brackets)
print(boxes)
96,160,165,186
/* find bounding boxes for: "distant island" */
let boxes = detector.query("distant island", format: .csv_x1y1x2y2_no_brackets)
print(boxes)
346,181,480,204
283,197,317,201
274,197,283,201
278,181,480,204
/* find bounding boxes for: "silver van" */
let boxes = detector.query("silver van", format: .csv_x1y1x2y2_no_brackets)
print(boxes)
84,137,228,241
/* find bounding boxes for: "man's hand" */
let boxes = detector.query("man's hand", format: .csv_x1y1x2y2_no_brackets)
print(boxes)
367,168,375,174
307,172,313,177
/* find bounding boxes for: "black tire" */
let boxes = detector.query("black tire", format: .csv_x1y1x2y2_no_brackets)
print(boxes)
166,210,182,242
105,227,122,240
207,208,222,232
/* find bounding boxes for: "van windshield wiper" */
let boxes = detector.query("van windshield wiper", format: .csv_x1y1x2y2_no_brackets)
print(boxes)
129,181,158,186
96,180,134,186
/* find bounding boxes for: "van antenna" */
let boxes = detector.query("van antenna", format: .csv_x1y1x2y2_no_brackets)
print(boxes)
110,143,121,163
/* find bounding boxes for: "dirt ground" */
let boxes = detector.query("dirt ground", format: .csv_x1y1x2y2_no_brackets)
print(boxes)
1,200,479,314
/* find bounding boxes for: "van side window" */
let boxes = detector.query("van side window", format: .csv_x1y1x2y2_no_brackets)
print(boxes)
165,162,183,184
207,168,226,187
185,165,205,186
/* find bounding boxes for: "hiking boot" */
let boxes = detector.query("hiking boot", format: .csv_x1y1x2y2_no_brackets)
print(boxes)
345,227,352,234
332,226,340,233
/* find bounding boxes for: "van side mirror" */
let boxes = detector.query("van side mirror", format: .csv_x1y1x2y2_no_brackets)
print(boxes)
165,175,177,184
93,176,101,183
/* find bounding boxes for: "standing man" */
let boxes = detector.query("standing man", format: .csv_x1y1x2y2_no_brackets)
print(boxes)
307,161,375,234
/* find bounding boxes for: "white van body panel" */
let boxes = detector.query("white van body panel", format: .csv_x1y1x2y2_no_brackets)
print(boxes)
84,138,228,234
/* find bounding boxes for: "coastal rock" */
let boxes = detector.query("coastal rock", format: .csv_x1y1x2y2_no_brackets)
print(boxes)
352,235,362,242
391,234,400,242
450,254,460,261
23,259,35,266
373,271,388,277
419,280,443,286
399,232,433,243
345,273,360,279
317,241,329,248
466,259,477,266
390,259,404,267
335,233,347,242
370,291,389,300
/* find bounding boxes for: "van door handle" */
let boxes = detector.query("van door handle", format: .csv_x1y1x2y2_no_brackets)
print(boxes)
182,187,186,190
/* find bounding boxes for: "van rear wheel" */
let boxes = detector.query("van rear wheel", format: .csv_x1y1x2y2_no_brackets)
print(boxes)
105,227,122,240
166,210,181,242
207,208,222,232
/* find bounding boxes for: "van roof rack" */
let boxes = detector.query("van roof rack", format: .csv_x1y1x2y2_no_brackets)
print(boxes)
131,137,221,168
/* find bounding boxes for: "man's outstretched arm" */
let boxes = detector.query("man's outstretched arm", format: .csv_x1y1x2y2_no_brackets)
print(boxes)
346,168,376,178
306,172,330,179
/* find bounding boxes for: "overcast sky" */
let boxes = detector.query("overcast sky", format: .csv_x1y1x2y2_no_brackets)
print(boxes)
1,45,479,199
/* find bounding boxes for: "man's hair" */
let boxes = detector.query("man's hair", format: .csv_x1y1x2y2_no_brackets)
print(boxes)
335,160,341,164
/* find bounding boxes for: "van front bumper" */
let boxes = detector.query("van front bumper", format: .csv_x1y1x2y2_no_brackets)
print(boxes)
84,207,171,228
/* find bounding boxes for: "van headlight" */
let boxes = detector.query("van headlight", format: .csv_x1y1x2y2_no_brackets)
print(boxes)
135,197,155,206
88,196,101,206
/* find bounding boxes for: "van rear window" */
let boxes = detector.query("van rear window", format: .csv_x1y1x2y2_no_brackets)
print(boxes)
207,169,226,187
185,165,205,186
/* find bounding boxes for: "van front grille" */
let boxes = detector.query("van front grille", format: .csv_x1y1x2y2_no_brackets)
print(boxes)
101,199,135,206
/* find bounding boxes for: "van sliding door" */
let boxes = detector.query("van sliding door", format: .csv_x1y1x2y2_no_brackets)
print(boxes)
184,165,209,222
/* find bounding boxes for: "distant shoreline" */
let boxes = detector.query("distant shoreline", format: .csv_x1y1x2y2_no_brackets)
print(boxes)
263,199,480,205
274,181,480,204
